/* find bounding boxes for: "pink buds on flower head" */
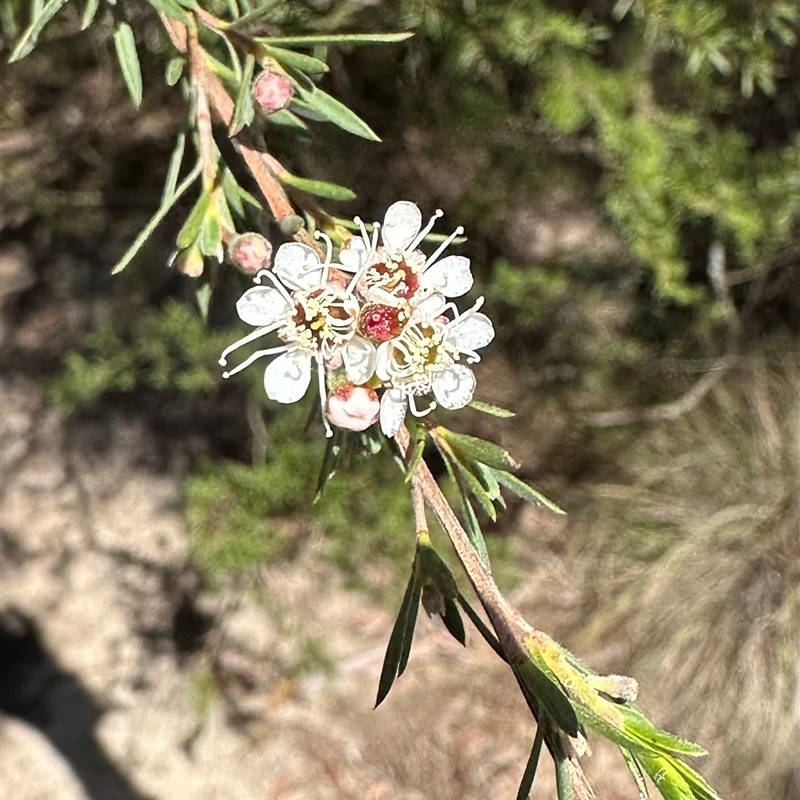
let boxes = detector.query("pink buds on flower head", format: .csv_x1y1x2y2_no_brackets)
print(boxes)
326,384,380,432
228,233,273,277
252,69,294,114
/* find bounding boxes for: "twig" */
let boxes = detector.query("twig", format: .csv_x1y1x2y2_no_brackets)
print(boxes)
160,13,299,228
583,356,737,428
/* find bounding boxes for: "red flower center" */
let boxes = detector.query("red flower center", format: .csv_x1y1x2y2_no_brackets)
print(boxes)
358,303,409,342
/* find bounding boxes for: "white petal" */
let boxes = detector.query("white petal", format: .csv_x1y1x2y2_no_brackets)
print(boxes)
432,365,476,410
422,255,473,297
382,201,422,253
411,293,447,322
236,286,288,327
264,350,312,403
374,341,394,382
273,242,323,289
343,336,377,384
339,236,368,271
448,312,495,352
380,388,408,437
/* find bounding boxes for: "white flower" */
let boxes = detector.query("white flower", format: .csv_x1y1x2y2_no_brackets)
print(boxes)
339,201,474,307
375,297,495,437
219,238,375,437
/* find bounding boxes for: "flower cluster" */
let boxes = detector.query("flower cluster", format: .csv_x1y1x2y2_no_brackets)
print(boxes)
220,202,494,438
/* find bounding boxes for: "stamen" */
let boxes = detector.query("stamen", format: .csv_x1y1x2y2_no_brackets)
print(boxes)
221,345,289,379
253,269,295,305
317,359,333,437
408,209,444,253
314,230,334,285
219,323,282,366
408,394,435,417
424,225,464,269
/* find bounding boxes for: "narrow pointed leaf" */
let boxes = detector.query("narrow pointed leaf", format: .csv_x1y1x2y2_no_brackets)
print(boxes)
10,0,72,62
278,172,356,201
254,32,413,47
163,133,187,202
637,754,695,800
288,97,329,123
114,23,143,108
147,0,192,24
437,427,519,471
313,438,340,502
468,399,515,418
229,53,256,136
555,757,576,800
375,566,422,707
165,56,184,86
404,426,427,482
488,468,566,515
111,161,202,274
294,83,380,141
620,748,649,800
195,283,212,322
441,598,466,646
267,108,310,131
80,0,99,30
261,44,328,74
516,657,580,738
456,593,505,661
516,728,545,800
176,189,211,250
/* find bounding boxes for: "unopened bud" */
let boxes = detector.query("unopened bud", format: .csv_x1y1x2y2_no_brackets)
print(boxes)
252,70,294,114
326,384,380,432
228,233,273,277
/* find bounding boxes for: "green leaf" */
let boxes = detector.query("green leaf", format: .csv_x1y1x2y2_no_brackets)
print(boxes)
468,399,516,418
619,704,708,757
261,44,328,75
176,189,212,250
555,757,576,800
225,0,282,34
620,748,649,800
277,172,356,201
80,0,99,30
313,437,340,502
294,83,380,141
195,283,212,322
375,564,422,707
163,133,187,202
255,32,413,47
436,427,519,472
10,0,73,61
441,597,466,646
148,0,192,24
456,593,505,660
488,468,566,515
434,437,493,567
111,161,202,274
198,208,222,259
516,656,580,738
637,755,696,800
433,433,496,520
114,23,143,108
404,425,427,482
288,97,329,123
266,108,310,132
516,728,545,800
220,168,261,217
165,56,184,86
229,53,256,136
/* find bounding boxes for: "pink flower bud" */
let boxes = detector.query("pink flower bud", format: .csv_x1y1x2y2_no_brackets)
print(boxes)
326,384,380,432
228,233,273,276
252,70,294,114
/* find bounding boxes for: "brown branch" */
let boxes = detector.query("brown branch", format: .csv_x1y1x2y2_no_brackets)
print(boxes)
160,13,297,226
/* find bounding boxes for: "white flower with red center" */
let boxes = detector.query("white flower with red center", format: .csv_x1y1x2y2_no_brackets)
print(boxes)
219,237,376,437
375,297,495,437
339,201,474,308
